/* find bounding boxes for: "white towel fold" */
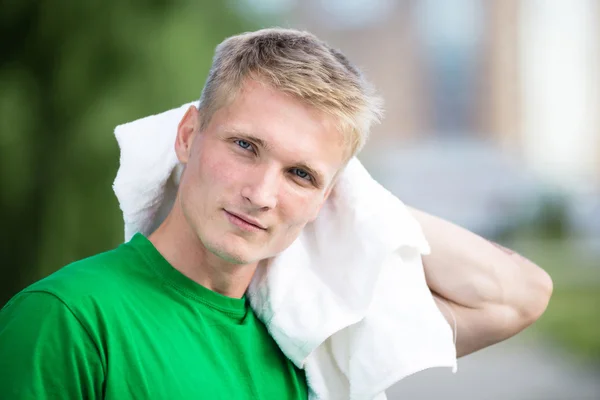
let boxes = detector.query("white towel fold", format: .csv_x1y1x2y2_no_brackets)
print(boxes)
112,102,457,400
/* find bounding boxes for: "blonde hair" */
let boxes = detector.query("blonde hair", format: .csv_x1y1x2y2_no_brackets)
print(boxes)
198,28,383,157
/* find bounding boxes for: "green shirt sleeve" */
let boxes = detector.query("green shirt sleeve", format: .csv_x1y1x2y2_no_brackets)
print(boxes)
0,291,105,400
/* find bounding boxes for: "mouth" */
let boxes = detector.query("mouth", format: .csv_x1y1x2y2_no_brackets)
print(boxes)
224,210,267,232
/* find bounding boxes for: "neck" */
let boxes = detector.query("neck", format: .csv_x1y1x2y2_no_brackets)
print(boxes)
148,202,258,299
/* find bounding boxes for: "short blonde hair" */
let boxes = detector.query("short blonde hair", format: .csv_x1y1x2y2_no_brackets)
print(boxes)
198,28,383,157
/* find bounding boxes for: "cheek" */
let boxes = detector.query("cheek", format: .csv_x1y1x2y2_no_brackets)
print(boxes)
279,189,325,227
196,148,246,196
180,150,237,221
268,192,324,254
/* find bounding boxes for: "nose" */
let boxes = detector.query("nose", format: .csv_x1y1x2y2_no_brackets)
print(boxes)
240,164,280,210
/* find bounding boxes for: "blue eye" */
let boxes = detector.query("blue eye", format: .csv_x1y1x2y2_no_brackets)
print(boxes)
235,140,253,151
291,168,310,180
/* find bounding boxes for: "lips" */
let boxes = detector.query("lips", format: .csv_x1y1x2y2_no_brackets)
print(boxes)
224,210,267,230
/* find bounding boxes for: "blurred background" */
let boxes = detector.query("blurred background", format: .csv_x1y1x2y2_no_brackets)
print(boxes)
1,0,599,398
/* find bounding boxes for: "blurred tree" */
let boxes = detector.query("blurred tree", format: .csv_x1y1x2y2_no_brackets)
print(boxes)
0,0,258,306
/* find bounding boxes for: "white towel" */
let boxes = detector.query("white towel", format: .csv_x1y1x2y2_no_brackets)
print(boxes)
113,102,457,400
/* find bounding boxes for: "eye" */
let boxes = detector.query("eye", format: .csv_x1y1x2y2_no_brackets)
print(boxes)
290,168,311,181
234,139,254,152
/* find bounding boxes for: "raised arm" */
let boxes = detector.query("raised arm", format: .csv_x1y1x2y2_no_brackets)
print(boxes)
409,207,553,357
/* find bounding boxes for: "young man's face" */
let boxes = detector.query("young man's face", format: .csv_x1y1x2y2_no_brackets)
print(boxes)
175,79,347,265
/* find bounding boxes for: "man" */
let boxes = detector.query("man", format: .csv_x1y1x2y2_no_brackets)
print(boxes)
0,28,552,399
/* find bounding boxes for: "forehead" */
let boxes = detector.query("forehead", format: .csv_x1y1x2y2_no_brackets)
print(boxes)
211,80,347,177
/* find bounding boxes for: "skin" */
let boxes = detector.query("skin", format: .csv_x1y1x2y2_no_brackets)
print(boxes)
150,78,553,358
149,79,345,298
412,208,553,357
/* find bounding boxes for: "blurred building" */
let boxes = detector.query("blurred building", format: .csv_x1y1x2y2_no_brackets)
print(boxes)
287,0,600,183
243,0,600,237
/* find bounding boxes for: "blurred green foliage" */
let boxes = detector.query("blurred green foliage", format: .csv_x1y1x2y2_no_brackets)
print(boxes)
0,1,260,306
539,287,600,361
509,236,600,362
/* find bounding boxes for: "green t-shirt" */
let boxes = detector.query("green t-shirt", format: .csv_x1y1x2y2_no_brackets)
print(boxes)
0,234,308,399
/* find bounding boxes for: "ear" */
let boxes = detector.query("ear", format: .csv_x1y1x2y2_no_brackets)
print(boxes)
175,105,201,164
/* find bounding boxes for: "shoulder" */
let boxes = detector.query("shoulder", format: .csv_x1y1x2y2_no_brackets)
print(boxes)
0,290,106,397
8,240,150,325
2,241,150,346
28,241,139,298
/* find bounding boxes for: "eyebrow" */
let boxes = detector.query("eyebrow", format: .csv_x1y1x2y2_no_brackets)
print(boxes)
225,128,327,188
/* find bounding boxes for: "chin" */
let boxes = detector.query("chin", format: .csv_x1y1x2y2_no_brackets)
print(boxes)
215,249,255,265
204,237,264,265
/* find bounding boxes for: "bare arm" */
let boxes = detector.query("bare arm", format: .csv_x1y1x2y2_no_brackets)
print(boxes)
409,207,553,357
